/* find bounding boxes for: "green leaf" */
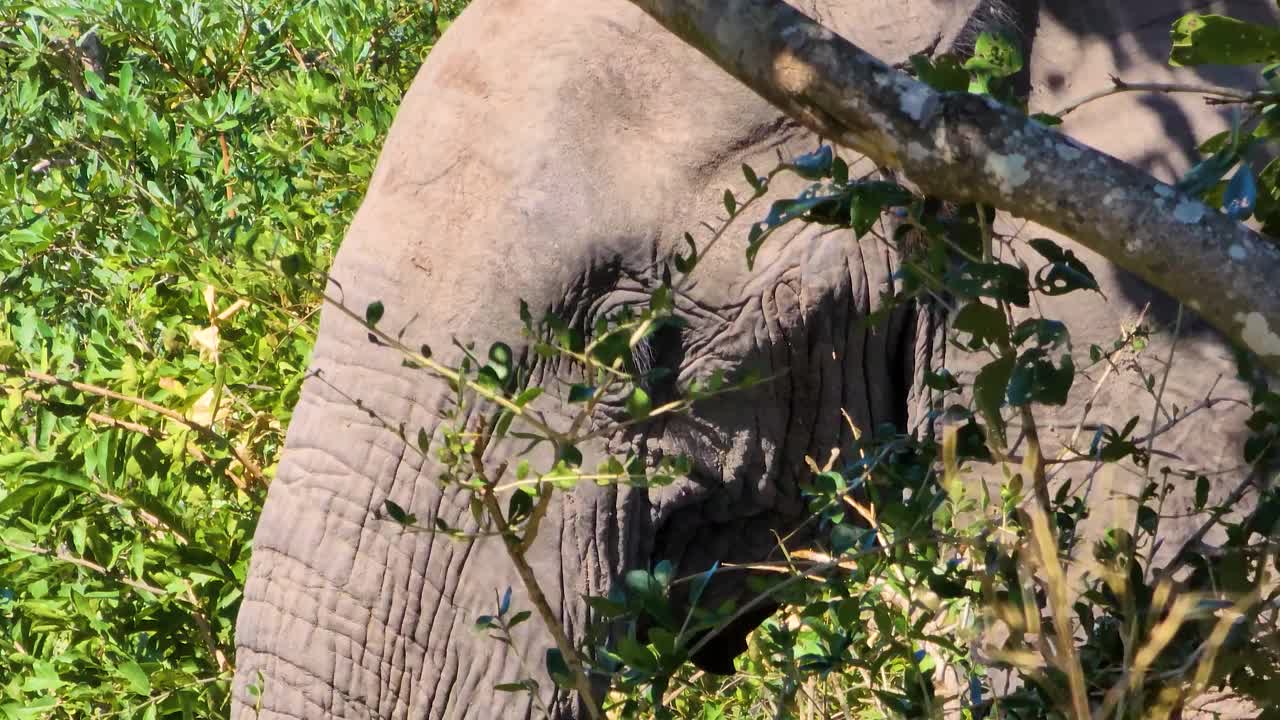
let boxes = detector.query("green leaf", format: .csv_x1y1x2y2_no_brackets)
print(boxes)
475,366,503,392
813,470,847,495
507,490,533,525
910,54,970,92
1178,145,1246,197
653,559,674,588
494,681,535,693
560,444,584,467
787,145,835,180
626,387,652,420
383,499,416,526
964,32,1024,78
513,387,543,407
1137,505,1159,534
1012,318,1069,348
117,661,150,695
626,568,661,597
546,460,579,490
22,663,63,693
1196,474,1210,510
953,302,1008,351
833,156,849,186
831,524,862,554
616,634,658,671
924,369,960,392
674,232,699,273
280,253,305,276
0,448,43,472
1027,238,1100,296
545,648,573,687
946,261,1031,307
487,342,513,381
1171,13,1280,67
365,300,385,326
850,182,914,239
1006,349,1075,406
964,31,1023,94
974,354,1015,444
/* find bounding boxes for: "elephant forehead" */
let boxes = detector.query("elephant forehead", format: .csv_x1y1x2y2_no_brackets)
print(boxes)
352,0,989,313
810,0,985,64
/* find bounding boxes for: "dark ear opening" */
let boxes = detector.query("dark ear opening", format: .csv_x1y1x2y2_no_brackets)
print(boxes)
687,602,781,675
630,320,685,408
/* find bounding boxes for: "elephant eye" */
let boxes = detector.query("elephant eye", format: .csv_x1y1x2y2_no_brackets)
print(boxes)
630,321,684,408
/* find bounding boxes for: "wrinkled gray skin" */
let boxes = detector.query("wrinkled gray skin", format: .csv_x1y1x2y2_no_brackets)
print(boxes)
232,1,1277,717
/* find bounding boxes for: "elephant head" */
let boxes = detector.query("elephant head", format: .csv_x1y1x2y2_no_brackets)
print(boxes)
231,0,1274,717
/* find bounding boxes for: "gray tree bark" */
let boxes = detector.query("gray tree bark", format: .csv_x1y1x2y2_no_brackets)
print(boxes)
624,0,1280,373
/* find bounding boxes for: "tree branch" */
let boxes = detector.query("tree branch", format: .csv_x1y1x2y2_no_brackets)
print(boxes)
1053,75,1258,118
3,365,265,485
624,0,1280,372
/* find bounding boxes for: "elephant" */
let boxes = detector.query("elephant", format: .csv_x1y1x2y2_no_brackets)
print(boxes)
231,0,1278,717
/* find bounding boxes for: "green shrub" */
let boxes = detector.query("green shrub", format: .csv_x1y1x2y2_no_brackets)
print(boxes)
0,0,464,716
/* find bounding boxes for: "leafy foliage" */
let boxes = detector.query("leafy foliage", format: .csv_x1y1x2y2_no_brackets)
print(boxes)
1167,13,1280,235
0,0,463,715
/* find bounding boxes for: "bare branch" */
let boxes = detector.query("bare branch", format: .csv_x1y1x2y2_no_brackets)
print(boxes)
1054,75,1259,117
3,364,265,485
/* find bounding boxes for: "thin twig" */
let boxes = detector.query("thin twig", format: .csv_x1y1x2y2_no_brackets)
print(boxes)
317,290,562,440
1060,304,1150,457
469,424,603,720
2,365,264,485
185,583,232,673
1156,462,1271,585
1053,75,1258,118
85,410,246,488
0,539,167,596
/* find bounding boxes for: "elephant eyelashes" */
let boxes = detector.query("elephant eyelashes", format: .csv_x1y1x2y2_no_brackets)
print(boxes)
630,321,685,408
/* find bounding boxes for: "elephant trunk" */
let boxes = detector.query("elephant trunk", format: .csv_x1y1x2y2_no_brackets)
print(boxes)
230,320,624,718
230,172,636,718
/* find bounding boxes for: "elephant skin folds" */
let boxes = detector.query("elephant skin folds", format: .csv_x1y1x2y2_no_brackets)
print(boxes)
232,1,1276,719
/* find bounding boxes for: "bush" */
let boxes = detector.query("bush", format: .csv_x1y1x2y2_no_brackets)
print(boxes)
0,0,464,716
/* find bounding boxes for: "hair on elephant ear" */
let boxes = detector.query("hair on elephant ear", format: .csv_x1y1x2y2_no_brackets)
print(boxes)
952,0,1040,55
630,320,685,408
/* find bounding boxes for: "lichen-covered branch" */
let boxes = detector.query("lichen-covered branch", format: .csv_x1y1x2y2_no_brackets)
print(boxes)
625,0,1280,372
